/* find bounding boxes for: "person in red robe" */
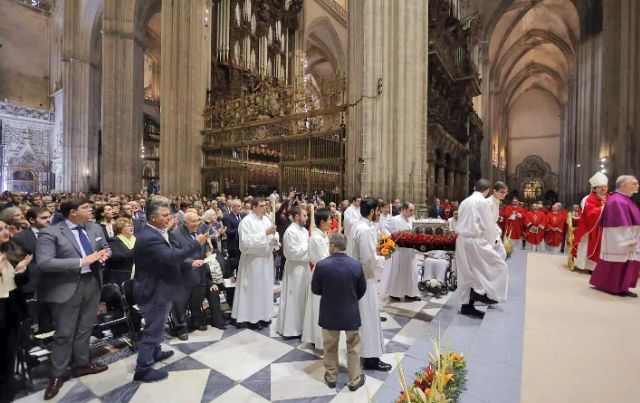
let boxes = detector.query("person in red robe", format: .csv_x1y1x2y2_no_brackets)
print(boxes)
545,203,565,253
525,203,547,251
572,172,608,272
570,204,582,228
442,199,453,220
498,202,506,234
504,198,525,243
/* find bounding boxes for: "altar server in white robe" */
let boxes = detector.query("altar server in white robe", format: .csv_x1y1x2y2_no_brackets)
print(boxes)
386,203,421,301
487,181,509,260
348,198,392,371
277,206,310,337
343,196,362,238
302,208,331,348
376,202,393,294
232,199,280,329
456,179,509,319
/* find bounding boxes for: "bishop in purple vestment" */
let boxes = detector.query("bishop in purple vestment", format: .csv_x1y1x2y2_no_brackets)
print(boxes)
590,175,640,297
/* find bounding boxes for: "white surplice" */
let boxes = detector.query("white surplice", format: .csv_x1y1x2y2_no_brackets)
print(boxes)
385,215,420,298
575,195,595,271
301,227,330,348
277,222,310,337
231,212,280,324
349,217,384,358
343,204,361,238
455,192,508,302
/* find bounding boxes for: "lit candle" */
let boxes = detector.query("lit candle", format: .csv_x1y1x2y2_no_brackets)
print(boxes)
310,203,316,229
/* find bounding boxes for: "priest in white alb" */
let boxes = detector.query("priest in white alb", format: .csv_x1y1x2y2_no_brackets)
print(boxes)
343,196,361,239
385,202,421,301
456,179,509,319
302,208,331,348
348,198,392,372
231,198,280,329
277,206,310,338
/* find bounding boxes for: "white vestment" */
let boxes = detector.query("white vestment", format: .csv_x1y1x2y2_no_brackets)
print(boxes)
455,192,509,302
448,217,458,233
301,227,329,348
349,217,384,358
343,204,361,238
377,213,392,237
231,213,279,323
277,223,310,336
575,195,595,271
385,215,420,297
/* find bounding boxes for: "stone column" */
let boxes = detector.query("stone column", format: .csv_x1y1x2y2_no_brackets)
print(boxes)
447,169,455,200
347,0,428,203
160,0,211,194
51,89,64,191
101,0,144,193
436,166,445,198
426,151,436,202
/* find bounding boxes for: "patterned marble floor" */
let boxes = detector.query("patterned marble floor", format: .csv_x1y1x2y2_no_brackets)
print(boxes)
15,290,453,403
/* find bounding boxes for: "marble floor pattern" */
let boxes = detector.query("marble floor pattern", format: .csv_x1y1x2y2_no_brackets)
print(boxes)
15,281,451,403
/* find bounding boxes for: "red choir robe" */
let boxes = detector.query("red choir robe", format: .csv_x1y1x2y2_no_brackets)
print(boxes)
525,210,547,244
443,203,452,220
571,193,607,266
498,206,506,233
504,205,525,239
571,210,581,228
545,212,565,247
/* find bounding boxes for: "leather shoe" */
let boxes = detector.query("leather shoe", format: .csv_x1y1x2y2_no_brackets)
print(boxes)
154,350,174,363
44,377,65,400
621,291,638,298
460,303,485,319
324,373,336,389
213,323,228,330
404,295,422,301
198,325,208,331
388,296,401,301
363,358,392,371
470,289,498,305
133,368,169,383
177,333,189,341
71,362,108,378
348,374,366,391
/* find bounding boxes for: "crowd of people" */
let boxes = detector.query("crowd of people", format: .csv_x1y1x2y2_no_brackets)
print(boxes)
0,173,638,400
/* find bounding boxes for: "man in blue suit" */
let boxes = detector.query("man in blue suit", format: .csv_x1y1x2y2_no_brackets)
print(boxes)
132,196,209,382
312,233,367,392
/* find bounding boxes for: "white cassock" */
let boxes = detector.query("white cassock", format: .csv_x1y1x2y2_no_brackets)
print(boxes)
343,204,361,239
455,192,509,302
385,215,420,298
422,251,449,283
448,217,458,233
301,227,329,348
487,196,507,260
277,222,310,337
232,212,279,324
349,217,385,358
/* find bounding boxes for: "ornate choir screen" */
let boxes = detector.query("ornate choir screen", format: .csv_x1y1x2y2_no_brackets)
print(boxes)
201,75,347,202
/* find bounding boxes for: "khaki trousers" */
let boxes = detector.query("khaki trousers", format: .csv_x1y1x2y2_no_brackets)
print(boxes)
322,329,361,386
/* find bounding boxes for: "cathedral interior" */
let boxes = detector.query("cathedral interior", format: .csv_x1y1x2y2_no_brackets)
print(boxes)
0,0,636,205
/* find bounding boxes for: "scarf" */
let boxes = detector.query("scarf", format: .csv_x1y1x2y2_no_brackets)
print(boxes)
117,234,136,278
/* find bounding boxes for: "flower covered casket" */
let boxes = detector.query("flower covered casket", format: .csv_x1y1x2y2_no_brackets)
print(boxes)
391,231,457,253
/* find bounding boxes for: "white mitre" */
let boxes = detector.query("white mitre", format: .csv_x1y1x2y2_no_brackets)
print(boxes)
589,172,608,187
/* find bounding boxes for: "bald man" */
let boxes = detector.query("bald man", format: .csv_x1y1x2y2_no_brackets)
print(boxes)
169,211,211,339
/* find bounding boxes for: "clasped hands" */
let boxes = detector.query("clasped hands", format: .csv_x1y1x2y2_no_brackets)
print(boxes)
81,248,111,266
0,252,33,274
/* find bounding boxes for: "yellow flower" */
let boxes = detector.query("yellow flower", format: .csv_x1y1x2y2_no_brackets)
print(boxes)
445,373,454,384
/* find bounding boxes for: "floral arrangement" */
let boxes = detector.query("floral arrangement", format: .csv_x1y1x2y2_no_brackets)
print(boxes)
391,231,457,252
377,234,398,257
502,231,514,260
396,337,467,403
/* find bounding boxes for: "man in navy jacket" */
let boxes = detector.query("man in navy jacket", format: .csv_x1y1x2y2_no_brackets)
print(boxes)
312,233,367,392
132,196,208,383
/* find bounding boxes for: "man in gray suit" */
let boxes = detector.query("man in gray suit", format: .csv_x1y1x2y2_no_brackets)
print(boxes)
36,198,111,400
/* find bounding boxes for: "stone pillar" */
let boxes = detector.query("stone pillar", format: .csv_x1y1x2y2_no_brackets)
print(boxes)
51,89,64,191
426,151,436,202
346,0,428,203
101,1,144,193
437,166,445,198
160,0,211,194
58,0,102,192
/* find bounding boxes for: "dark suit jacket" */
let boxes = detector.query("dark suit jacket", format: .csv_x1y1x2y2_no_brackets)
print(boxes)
429,206,445,219
222,213,242,254
311,253,367,331
170,225,211,289
12,228,39,295
132,224,201,305
36,221,109,303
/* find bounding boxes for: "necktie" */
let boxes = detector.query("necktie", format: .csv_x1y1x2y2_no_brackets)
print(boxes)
72,226,93,256
191,232,197,240
236,215,240,222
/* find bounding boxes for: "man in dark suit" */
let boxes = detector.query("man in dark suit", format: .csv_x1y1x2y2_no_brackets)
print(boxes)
132,197,208,382
429,198,446,219
36,198,111,400
170,211,211,338
13,206,53,330
222,199,243,277
312,233,367,392
122,202,145,234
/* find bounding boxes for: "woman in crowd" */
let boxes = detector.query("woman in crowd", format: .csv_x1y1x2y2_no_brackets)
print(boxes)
106,218,135,285
0,207,29,233
0,219,33,403
95,204,116,240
